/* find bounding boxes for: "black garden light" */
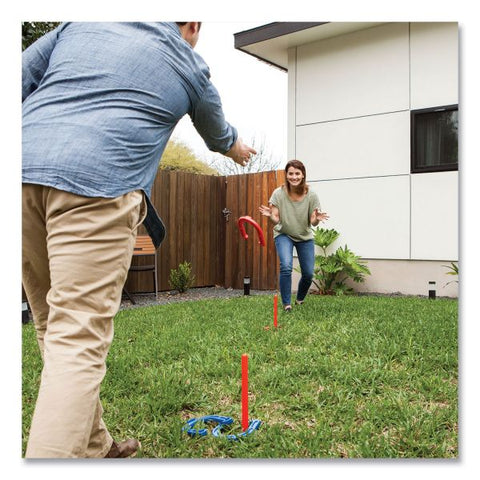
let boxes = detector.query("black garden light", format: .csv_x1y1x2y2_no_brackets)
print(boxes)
237,216,265,297
244,276,251,296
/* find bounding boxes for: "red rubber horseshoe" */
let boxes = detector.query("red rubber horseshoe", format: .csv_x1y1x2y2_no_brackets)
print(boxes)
237,216,266,247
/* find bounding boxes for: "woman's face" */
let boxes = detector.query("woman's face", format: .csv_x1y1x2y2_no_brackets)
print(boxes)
286,167,304,188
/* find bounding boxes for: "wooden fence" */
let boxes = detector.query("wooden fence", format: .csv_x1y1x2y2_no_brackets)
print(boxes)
124,168,285,293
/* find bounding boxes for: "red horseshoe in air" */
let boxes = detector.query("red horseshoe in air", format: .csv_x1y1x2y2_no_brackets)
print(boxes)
237,216,266,247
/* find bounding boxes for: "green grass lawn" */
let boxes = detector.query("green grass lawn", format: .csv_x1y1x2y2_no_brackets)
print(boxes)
22,294,458,458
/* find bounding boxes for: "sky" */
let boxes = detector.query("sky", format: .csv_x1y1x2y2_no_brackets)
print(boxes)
171,22,288,166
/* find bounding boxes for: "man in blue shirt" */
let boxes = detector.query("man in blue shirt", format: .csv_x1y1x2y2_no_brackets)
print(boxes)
22,22,256,458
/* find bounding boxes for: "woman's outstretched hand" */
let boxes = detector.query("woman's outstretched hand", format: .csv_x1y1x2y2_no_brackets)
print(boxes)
259,204,272,217
259,204,280,225
311,208,329,226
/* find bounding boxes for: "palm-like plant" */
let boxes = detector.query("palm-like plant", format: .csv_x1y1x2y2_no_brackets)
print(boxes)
313,227,340,254
442,262,459,286
310,228,370,295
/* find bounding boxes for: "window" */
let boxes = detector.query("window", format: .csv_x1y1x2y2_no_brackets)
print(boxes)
411,105,458,173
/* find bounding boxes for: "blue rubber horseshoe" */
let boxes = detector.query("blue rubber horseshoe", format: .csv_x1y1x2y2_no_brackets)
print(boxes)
182,415,261,440
182,415,233,437
212,419,262,441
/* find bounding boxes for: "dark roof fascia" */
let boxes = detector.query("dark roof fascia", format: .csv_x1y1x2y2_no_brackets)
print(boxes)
234,22,329,71
236,47,288,72
234,22,329,48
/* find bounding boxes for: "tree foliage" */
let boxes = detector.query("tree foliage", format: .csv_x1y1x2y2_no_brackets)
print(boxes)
22,22,60,50
160,140,219,175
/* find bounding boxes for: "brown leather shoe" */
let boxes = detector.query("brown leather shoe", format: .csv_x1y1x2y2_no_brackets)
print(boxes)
104,438,141,458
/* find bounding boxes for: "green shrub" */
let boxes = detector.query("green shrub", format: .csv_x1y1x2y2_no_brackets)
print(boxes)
169,261,195,293
311,227,370,295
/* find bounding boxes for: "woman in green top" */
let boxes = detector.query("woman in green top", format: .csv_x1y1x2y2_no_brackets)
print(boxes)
260,160,329,312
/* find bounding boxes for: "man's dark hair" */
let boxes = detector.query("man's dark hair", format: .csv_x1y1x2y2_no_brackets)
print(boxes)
175,22,202,30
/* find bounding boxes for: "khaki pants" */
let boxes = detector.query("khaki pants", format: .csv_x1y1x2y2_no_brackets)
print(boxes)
22,184,146,458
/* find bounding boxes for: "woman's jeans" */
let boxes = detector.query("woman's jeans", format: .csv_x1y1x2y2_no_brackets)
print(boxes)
274,234,315,306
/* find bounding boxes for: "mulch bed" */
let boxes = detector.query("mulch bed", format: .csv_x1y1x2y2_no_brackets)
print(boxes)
120,286,277,310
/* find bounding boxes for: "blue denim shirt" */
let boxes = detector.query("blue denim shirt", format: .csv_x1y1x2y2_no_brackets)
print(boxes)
22,22,238,247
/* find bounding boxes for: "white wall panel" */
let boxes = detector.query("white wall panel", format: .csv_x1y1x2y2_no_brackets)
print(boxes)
310,176,410,259
411,172,458,260
296,23,409,125
287,48,297,160
410,23,458,110
296,111,410,181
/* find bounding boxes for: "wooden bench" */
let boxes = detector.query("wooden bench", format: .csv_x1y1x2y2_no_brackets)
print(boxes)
123,235,158,304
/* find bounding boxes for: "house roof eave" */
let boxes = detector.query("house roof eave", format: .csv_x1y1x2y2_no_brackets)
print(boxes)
234,21,387,70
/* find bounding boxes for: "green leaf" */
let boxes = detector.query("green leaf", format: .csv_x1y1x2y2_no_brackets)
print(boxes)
313,227,340,251
442,262,458,276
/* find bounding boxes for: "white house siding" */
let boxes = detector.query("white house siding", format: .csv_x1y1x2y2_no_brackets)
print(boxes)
287,22,458,297
410,22,459,110
411,171,459,261
296,111,411,180
307,177,410,260
295,22,410,124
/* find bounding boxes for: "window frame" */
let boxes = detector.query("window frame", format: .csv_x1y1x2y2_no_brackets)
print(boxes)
410,104,458,174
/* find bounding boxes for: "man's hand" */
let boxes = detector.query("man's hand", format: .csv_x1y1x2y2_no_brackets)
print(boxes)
224,138,257,167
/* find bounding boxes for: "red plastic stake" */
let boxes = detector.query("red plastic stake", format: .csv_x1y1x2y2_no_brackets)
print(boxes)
241,354,249,431
274,294,278,328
